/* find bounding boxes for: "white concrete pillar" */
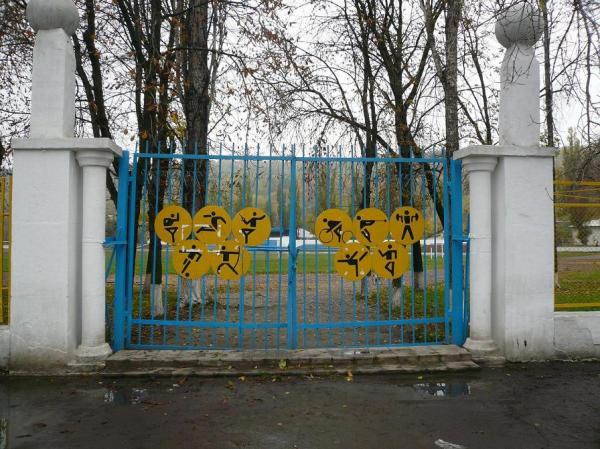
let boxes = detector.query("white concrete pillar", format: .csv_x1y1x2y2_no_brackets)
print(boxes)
10,0,82,371
456,2,556,362
492,3,556,361
462,156,498,357
10,0,120,372
75,151,114,361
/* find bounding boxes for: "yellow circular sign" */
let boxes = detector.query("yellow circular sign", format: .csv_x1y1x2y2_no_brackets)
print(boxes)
390,207,424,245
155,205,193,245
172,240,212,279
352,208,389,246
371,241,410,280
315,209,353,247
213,241,252,280
334,242,372,281
232,207,271,246
193,205,232,244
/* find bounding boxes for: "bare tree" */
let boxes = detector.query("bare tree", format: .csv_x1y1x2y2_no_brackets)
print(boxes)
0,0,32,168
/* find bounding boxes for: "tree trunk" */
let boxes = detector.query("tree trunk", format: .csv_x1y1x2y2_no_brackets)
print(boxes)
180,0,214,306
445,0,461,157
183,0,211,210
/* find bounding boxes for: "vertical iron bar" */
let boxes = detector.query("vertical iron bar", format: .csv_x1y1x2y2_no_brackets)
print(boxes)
338,147,345,346
287,154,298,349
443,151,452,342
113,151,130,351
163,153,174,346
276,147,285,348
433,159,440,342
362,158,369,346
313,148,320,346
252,145,260,348
350,148,357,346
374,162,381,346
409,147,416,343
124,156,137,348
421,160,428,343
226,145,235,347
385,162,392,345
238,144,248,349
325,150,332,346
451,159,465,345
264,145,274,348
215,144,224,346
149,144,163,345
301,146,308,347
136,156,150,344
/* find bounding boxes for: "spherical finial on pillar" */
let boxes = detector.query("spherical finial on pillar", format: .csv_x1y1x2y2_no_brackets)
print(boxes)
495,2,544,48
26,0,80,37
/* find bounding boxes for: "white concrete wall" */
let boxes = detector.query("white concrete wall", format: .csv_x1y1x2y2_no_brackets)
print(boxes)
554,312,600,359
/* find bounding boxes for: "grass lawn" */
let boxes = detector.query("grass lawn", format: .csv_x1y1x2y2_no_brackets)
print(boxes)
555,271,600,311
555,252,600,311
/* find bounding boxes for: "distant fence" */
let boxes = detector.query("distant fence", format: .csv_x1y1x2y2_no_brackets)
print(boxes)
0,176,11,324
555,180,600,247
554,180,600,311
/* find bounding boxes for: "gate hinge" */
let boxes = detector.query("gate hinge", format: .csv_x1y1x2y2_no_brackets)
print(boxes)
104,238,127,247
451,236,469,243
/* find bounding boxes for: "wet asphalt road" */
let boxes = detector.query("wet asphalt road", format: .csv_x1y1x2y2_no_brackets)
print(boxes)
0,362,599,449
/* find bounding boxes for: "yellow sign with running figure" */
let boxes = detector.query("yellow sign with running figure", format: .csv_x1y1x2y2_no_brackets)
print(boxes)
371,241,410,280
315,209,353,247
155,205,193,245
232,207,271,246
389,206,424,245
172,240,212,280
334,242,372,281
213,241,251,281
352,208,389,246
193,205,232,244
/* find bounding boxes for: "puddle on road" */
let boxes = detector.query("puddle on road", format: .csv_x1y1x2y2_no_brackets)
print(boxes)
412,382,471,397
104,388,148,405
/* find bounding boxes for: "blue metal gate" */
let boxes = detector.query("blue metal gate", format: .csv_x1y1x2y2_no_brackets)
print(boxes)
109,146,467,351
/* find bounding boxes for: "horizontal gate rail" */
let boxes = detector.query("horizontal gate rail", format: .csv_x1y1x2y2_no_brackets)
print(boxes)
130,319,287,329
134,153,450,166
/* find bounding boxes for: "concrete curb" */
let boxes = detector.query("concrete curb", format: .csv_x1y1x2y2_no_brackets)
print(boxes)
3,345,480,376
101,345,479,377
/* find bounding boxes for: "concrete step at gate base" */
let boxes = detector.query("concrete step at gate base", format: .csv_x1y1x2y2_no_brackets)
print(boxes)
105,345,478,376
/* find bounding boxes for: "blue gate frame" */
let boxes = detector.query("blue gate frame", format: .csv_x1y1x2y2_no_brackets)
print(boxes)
109,147,467,351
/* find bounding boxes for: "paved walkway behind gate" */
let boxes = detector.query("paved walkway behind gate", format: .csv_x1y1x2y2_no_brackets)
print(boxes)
0,362,598,448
